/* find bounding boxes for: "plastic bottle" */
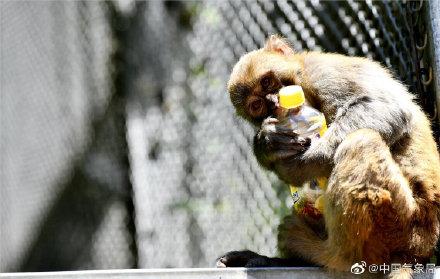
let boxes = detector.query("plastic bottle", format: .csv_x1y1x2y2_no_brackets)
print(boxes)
277,85,328,216
278,85,327,138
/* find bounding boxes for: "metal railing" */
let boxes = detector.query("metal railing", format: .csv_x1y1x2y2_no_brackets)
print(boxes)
2,268,438,279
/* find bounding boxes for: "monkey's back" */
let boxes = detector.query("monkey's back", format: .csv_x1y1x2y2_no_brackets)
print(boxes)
302,51,440,260
393,105,440,258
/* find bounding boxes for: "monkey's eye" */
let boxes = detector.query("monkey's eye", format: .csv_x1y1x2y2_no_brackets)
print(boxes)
260,76,272,89
247,97,267,119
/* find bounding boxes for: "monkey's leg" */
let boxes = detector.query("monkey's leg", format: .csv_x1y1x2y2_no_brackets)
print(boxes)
279,129,416,271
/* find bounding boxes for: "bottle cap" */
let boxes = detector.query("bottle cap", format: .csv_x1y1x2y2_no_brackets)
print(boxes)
279,85,305,109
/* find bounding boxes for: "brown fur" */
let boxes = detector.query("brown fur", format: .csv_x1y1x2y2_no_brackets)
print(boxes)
226,35,440,276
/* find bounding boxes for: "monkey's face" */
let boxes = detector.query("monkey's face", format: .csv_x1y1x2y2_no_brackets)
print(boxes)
227,50,294,126
227,35,298,126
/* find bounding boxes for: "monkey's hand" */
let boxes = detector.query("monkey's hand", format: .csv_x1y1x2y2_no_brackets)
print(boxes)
254,117,310,166
254,117,332,185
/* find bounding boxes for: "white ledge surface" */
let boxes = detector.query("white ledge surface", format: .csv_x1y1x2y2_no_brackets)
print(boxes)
2,268,440,279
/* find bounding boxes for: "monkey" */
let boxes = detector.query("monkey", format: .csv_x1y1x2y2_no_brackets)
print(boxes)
216,35,440,278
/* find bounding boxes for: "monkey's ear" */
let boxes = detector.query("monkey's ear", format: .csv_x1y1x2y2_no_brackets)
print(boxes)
264,35,294,55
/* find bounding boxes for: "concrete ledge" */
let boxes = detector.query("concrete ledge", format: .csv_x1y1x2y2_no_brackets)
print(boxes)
1,268,439,279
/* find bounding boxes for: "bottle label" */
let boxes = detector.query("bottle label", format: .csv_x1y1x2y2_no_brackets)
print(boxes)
290,177,327,219
308,115,327,137
290,185,301,203
319,115,327,137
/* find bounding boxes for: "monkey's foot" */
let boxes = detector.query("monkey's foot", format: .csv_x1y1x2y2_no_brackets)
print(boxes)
216,250,271,268
216,250,313,268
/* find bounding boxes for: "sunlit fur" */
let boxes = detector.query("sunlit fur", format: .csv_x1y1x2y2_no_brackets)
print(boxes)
225,35,440,279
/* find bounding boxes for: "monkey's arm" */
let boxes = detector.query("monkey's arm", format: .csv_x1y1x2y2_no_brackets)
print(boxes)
304,94,412,161
254,94,412,185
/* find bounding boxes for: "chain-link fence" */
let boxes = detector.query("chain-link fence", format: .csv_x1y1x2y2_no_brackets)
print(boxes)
1,0,439,272
0,1,134,271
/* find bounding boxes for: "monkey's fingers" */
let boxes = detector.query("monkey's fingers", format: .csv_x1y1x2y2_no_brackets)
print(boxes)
216,250,261,268
262,117,279,127
274,126,310,143
269,150,305,161
268,136,309,151
266,94,279,107
269,129,311,147
265,136,310,162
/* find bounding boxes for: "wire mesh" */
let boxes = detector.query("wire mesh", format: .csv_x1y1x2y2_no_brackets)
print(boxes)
1,0,134,271
128,0,440,268
1,0,439,272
